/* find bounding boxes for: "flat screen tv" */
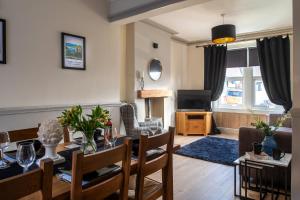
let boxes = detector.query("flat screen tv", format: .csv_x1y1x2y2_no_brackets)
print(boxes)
177,90,211,111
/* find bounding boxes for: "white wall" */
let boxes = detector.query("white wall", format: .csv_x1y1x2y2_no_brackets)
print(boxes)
170,40,188,124
170,40,188,90
171,43,204,90
0,0,124,130
187,46,204,89
292,0,300,198
0,0,122,107
133,22,173,127
122,22,206,128
0,104,122,133
122,22,199,128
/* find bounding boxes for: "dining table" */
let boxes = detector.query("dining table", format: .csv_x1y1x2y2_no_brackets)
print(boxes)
1,138,180,200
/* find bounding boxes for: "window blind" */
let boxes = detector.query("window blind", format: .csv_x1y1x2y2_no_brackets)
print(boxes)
226,48,247,68
249,47,260,67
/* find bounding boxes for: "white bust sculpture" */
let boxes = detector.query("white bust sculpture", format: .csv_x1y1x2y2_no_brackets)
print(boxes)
36,120,65,165
38,119,64,145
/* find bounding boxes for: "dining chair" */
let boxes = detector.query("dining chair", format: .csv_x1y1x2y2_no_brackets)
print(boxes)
134,127,175,200
8,127,39,142
63,126,71,143
0,158,53,200
8,125,70,143
71,137,132,200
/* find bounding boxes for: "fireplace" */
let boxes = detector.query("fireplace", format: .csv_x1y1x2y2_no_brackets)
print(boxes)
137,89,172,124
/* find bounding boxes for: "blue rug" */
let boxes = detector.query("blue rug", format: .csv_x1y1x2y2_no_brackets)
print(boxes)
175,136,239,166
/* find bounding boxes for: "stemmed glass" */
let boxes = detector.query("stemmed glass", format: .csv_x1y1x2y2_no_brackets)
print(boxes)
16,143,36,172
104,128,119,148
112,128,119,147
104,128,113,149
0,132,10,169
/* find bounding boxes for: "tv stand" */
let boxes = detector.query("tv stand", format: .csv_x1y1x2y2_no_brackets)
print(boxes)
176,111,212,136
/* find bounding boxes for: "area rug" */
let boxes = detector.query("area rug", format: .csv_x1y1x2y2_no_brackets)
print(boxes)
175,136,239,166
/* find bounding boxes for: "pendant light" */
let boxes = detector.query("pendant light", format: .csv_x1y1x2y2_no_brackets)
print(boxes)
212,14,236,44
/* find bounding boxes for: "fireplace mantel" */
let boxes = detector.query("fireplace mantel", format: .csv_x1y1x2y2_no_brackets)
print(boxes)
137,90,172,99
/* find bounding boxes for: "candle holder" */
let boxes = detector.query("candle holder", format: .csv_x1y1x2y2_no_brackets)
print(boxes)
140,76,144,90
139,71,145,90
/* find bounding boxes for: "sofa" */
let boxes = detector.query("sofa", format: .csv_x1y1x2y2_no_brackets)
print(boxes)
239,114,292,189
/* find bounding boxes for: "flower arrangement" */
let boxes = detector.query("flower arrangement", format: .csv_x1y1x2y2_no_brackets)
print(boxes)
251,114,288,136
251,114,289,156
38,119,64,145
58,105,110,153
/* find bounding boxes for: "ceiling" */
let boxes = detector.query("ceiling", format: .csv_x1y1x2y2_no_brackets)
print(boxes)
149,0,293,42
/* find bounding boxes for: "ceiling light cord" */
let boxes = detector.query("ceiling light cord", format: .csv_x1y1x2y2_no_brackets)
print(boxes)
221,13,225,24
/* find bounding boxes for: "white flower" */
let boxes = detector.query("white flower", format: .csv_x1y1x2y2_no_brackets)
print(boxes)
38,120,64,145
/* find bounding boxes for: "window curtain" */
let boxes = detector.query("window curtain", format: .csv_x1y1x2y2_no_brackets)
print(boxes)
204,45,227,134
256,36,292,112
204,45,227,101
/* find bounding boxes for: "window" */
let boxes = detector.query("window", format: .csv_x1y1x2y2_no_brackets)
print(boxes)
219,68,244,107
252,66,277,109
215,45,282,112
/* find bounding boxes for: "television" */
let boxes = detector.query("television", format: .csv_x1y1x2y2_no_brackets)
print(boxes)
177,90,211,111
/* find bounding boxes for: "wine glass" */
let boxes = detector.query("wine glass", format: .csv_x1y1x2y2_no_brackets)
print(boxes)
0,131,10,169
16,143,36,172
149,121,159,136
112,128,119,147
104,128,113,149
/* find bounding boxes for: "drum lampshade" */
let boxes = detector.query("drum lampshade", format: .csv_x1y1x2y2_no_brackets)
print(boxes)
212,24,236,44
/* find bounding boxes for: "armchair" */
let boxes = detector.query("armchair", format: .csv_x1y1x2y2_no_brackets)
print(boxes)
120,103,162,137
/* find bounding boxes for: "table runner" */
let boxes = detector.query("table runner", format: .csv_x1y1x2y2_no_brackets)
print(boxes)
0,136,164,182
0,137,127,181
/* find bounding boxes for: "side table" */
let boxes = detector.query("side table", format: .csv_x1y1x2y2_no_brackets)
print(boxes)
234,153,292,200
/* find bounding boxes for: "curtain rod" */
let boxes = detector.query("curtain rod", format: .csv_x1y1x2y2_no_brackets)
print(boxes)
195,32,293,48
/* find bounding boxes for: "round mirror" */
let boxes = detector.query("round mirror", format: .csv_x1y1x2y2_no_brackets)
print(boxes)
149,59,162,81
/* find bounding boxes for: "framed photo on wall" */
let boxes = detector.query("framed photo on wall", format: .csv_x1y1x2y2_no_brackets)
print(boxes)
61,32,86,70
0,19,6,64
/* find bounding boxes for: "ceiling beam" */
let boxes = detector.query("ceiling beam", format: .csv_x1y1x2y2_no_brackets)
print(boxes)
108,0,212,24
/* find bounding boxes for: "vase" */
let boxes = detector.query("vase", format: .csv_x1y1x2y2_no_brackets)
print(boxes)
43,144,59,159
81,134,97,155
36,143,65,165
262,136,277,156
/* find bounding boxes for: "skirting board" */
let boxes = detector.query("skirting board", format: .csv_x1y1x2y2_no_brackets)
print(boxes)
218,127,239,135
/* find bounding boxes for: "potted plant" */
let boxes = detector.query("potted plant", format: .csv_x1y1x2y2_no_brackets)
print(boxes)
251,114,288,156
58,105,110,154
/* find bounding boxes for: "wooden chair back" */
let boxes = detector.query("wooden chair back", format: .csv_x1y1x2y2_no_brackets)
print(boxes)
8,125,70,143
63,126,70,143
71,138,132,200
8,127,39,142
135,127,175,200
0,159,53,200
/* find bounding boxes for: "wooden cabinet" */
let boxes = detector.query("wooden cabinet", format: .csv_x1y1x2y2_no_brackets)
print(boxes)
176,111,212,136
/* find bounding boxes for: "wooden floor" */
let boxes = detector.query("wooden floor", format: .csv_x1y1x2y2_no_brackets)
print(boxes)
148,133,286,200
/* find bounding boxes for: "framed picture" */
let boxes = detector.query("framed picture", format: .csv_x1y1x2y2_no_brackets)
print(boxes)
61,32,86,70
0,19,6,64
